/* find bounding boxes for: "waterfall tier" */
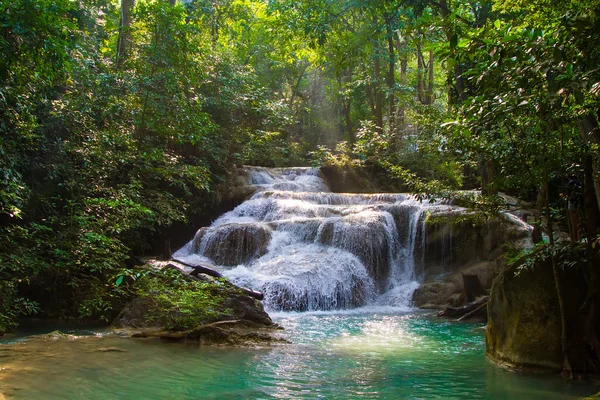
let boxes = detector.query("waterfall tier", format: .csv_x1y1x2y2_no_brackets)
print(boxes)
175,167,445,311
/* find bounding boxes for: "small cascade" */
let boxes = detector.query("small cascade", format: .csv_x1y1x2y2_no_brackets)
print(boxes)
175,167,433,312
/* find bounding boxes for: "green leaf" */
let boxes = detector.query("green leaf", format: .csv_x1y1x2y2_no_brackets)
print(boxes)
494,20,501,29
115,276,124,286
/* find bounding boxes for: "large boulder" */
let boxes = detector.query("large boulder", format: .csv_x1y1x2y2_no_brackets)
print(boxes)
113,288,273,330
112,263,279,345
192,223,272,266
486,252,586,371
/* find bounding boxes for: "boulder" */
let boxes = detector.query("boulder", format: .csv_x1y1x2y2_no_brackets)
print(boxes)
221,292,273,326
192,223,272,266
413,281,461,309
486,253,586,372
113,289,273,331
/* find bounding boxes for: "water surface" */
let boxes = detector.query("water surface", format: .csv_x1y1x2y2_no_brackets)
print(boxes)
1,310,596,399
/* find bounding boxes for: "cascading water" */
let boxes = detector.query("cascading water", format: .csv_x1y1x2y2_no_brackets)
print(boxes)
174,167,430,311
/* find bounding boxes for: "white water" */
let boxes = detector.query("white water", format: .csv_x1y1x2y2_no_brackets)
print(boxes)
175,167,435,311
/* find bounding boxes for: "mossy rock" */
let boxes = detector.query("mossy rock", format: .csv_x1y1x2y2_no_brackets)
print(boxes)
486,252,586,372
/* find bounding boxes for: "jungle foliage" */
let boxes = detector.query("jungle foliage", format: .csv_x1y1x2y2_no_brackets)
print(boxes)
1,0,599,368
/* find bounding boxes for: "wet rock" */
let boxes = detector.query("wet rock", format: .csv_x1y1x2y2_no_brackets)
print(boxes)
41,331,78,341
413,208,532,309
413,281,461,309
127,320,287,346
221,292,273,326
192,223,272,266
113,272,277,346
114,288,273,330
113,297,156,329
317,213,391,292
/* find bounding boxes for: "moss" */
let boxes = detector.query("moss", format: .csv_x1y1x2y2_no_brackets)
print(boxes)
425,211,492,227
135,269,233,331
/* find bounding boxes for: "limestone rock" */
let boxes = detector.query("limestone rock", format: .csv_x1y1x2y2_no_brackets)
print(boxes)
413,208,532,309
486,254,585,372
221,292,273,326
413,281,460,309
192,223,272,266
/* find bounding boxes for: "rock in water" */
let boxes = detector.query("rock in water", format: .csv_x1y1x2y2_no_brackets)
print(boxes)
486,252,586,372
192,223,272,266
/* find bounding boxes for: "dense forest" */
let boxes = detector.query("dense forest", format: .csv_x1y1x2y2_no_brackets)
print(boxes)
1,0,600,375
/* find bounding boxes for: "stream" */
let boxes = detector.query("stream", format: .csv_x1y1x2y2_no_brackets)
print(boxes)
0,167,597,399
0,310,596,399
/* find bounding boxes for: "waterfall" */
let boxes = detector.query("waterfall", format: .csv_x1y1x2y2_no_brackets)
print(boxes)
174,167,429,312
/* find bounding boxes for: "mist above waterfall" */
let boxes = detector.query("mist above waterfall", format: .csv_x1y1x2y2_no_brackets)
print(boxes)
175,167,431,311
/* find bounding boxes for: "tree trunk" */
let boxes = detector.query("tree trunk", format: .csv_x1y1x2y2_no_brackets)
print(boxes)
584,155,600,236
437,0,467,104
416,42,425,104
479,153,497,196
545,157,573,379
386,20,396,134
337,74,354,144
373,39,384,133
394,33,408,127
426,50,434,105
399,55,408,125
364,63,376,117
578,114,600,211
116,0,135,69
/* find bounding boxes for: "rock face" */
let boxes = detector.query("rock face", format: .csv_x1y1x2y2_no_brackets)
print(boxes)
412,211,532,308
486,254,586,371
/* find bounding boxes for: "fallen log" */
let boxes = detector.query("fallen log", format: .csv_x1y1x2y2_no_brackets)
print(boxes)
171,259,264,301
172,258,223,278
457,300,488,322
437,296,488,320
238,288,264,301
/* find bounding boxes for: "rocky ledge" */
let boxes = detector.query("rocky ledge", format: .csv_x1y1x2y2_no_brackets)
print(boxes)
413,205,533,310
